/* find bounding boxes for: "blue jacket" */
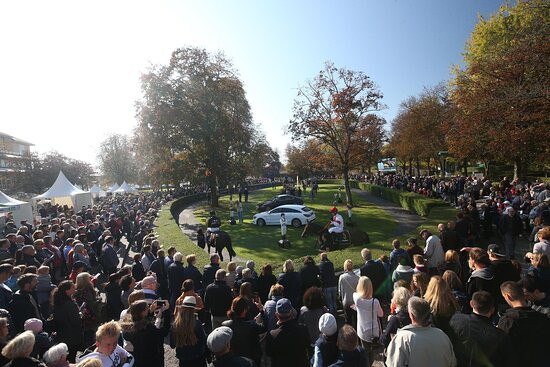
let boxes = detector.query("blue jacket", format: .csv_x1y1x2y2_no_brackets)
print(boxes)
101,244,118,272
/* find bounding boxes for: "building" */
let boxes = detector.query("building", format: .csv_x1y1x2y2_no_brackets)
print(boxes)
0,132,33,192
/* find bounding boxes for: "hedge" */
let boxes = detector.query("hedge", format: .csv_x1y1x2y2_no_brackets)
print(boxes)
358,183,447,217
316,179,359,189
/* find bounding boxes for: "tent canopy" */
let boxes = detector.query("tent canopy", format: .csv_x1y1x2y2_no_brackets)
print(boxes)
114,181,138,194
0,191,27,206
34,171,85,199
107,183,120,193
89,184,103,193
0,190,34,225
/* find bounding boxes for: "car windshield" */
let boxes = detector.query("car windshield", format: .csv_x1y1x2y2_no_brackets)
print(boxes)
301,207,312,212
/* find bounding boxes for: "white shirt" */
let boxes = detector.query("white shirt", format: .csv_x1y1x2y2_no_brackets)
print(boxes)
424,235,444,268
353,293,383,342
79,345,134,367
329,214,344,233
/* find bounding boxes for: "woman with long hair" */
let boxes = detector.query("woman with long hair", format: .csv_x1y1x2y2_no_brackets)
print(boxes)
175,279,204,310
424,276,458,337
1,331,46,367
221,296,266,366
353,276,383,367
103,272,124,321
410,272,429,298
52,280,82,363
239,282,259,320
170,297,207,367
443,250,463,282
74,272,100,347
120,299,170,367
442,270,468,311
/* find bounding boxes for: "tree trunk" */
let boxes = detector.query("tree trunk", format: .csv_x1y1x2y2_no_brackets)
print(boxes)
463,159,468,176
408,160,413,176
440,158,445,179
416,157,420,176
483,160,490,178
513,158,525,181
342,170,353,206
208,175,219,207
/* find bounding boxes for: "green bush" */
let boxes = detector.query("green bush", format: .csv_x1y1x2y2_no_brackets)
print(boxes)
316,179,358,188
358,183,446,216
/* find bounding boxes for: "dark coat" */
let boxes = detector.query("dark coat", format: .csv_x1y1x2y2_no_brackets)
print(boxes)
169,319,207,362
122,321,170,367
450,313,516,367
168,262,186,300
360,260,387,297
203,263,221,289
299,263,320,292
314,333,338,367
278,271,302,308
204,280,233,317
379,309,411,348
3,357,46,367
440,229,459,252
319,259,337,289
132,261,146,282
328,348,367,367
8,291,41,333
105,281,124,321
212,352,255,367
466,268,498,304
0,284,13,309
266,319,310,367
183,264,203,292
53,299,83,347
222,316,267,364
257,274,277,304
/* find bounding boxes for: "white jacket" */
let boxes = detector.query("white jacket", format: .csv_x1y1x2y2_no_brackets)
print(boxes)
424,235,444,269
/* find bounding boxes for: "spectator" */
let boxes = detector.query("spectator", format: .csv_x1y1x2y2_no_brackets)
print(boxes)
131,254,145,282
353,276,383,367
266,298,310,367
8,274,41,333
278,260,302,309
533,226,550,258
238,282,259,320
52,280,82,362
386,297,456,367
412,254,427,274
0,264,14,310
140,245,155,273
329,325,367,367
168,252,186,307
42,343,70,367
380,287,411,349
24,318,52,360
389,240,409,270
466,248,498,307
442,270,468,312
204,269,233,329
245,260,257,279
519,276,550,309
257,264,277,304
499,207,522,259
175,279,204,310
312,313,338,367
75,272,100,347
202,254,221,290
100,236,118,275
299,257,320,295
104,272,124,320
207,326,255,367
420,229,445,276
527,252,550,294
439,223,459,252
319,253,338,314
1,330,46,367
0,317,10,366
488,244,521,306
164,247,176,273
338,260,359,328
405,237,423,260
360,248,387,299
391,260,414,285
424,276,458,337
79,320,134,367
264,284,284,332
150,250,168,299
170,296,208,367
225,262,238,290
442,250,463,282
183,254,203,294
299,287,327,353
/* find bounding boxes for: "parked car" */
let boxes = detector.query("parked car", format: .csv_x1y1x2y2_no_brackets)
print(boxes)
253,205,315,228
256,194,304,212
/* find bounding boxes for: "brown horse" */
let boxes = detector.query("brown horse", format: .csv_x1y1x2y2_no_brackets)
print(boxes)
301,222,370,245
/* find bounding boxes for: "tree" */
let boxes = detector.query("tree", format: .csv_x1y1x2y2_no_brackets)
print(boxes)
136,47,258,206
288,62,385,205
450,0,550,180
98,134,138,185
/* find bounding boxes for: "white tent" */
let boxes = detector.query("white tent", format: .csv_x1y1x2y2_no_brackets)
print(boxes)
107,183,120,193
89,184,106,198
0,190,33,225
113,181,138,194
33,171,93,209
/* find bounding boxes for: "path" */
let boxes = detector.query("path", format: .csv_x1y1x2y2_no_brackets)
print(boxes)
179,202,247,263
352,188,426,237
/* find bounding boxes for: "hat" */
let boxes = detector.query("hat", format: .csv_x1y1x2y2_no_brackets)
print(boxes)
318,313,337,336
276,298,293,314
503,201,511,205
207,326,233,353
330,207,338,213
488,244,505,257
24,318,43,333
181,296,197,309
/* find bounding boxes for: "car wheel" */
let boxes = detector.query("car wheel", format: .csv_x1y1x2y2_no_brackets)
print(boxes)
291,218,302,228
257,218,266,227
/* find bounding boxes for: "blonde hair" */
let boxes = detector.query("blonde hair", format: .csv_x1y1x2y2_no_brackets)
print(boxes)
76,272,91,290
2,330,35,359
172,306,198,347
424,276,458,317
283,259,294,273
227,261,237,272
445,250,459,263
442,270,463,291
356,276,373,299
344,259,354,272
76,358,103,367
95,320,121,342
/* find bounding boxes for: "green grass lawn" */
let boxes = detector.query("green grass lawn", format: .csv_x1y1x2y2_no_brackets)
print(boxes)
193,185,397,269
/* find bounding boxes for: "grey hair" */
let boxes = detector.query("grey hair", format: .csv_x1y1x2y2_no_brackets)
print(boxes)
215,269,227,280
43,343,69,364
392,287,412,311
408,296,431,326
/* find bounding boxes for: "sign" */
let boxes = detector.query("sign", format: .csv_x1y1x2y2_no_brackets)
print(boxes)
377,158,397,172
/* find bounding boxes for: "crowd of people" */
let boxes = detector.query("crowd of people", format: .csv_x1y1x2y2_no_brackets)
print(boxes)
0,175,548,367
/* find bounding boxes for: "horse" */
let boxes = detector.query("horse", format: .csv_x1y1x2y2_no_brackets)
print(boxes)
210,231,236,262
301,222,370,246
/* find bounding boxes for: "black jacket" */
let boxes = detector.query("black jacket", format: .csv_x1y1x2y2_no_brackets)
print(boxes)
3,357,46,367
491,259,520,304
299,263,320,292
319,259,337,289
184,265,203,292
8,291,41,333
497,306,550,367
204,280,233,317
450,313,515,367
278,271,302,308
222,316,267,364
266,319,310,367
122,321,171,367
212,352,255,367
203,263,221,289
360,260,387,297
440,229,459,252
379,309,411,348
168,262,186,299
257,274,277,304
53,299,83,347
466,268,498,305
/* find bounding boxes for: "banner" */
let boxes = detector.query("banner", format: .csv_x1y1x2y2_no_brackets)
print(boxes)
377,158,397,172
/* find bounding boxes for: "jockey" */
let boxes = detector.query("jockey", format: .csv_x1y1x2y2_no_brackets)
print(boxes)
207,210,221,233
328,207,344,235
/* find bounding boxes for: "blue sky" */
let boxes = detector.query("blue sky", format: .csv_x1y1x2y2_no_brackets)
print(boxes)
0,0,504,164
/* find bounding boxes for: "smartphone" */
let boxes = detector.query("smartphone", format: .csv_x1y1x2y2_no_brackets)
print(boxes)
155,300,166,307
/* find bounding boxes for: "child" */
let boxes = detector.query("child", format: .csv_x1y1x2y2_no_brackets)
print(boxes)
36,266,55,318
389,240,410,270
412,254,427,274
6,265,23,292
312,313,339,367
24,318,52,359
79,320,134,367
196,228,205,250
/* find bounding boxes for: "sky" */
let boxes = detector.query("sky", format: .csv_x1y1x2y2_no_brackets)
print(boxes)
0,0,505,167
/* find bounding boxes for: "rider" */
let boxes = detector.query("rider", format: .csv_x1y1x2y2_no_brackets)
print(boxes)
206,210,222,246
328,207,344,245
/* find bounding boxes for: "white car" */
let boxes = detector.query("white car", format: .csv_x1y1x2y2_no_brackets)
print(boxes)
252,205,316,228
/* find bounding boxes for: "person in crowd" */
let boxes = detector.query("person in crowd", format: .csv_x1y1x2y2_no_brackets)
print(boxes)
466,248,498,309
207,326,255,367
120,291,145,321
353,276,383,367
311,312,338,367
442,270,468,311
266,298,310,367
36,266,55,318
299,287,328,355
338,259,359,328
450,291,516,367
204,269,233,329
8,274,41,333
278,259,302,309
140,275,158,304
150,249,168,299
120,275,135,309
42,343,70,367
140,245,155,273
183,254,203,295
519,276,550,309
405,237,423,260
100,236,119,275
424,276,458,337
1,330,46,367
330,325,367,367
299,257,320,297
175,279,204,310
487,244,521,306
499,207,522,259
168,252,186,308
391,259,414,285
164,247,176,273
420,229,445,276
170,296,207,367
104,272,124,321
442,250,462,282
412,254,427,274
6,266,23,292
24,318,52,360
0,264,14,310
225,262,238,290
79,320,134,367
120,299,170,367
202,254,221,291
533,226,550,258
131,254,145,282
0,317,11,366
264,284,284,332
380,287,411,349
498,281,550,367
257,264,277,304
319,253,338,314
439,223,459,252
386,297,456,367
360,249,387,299
74,272,100,347
389,240,409,270
52,280,82,362
237,282,258,320
222,296,266,365
73,243,91,270
245,260,257,279
526,252,550,293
